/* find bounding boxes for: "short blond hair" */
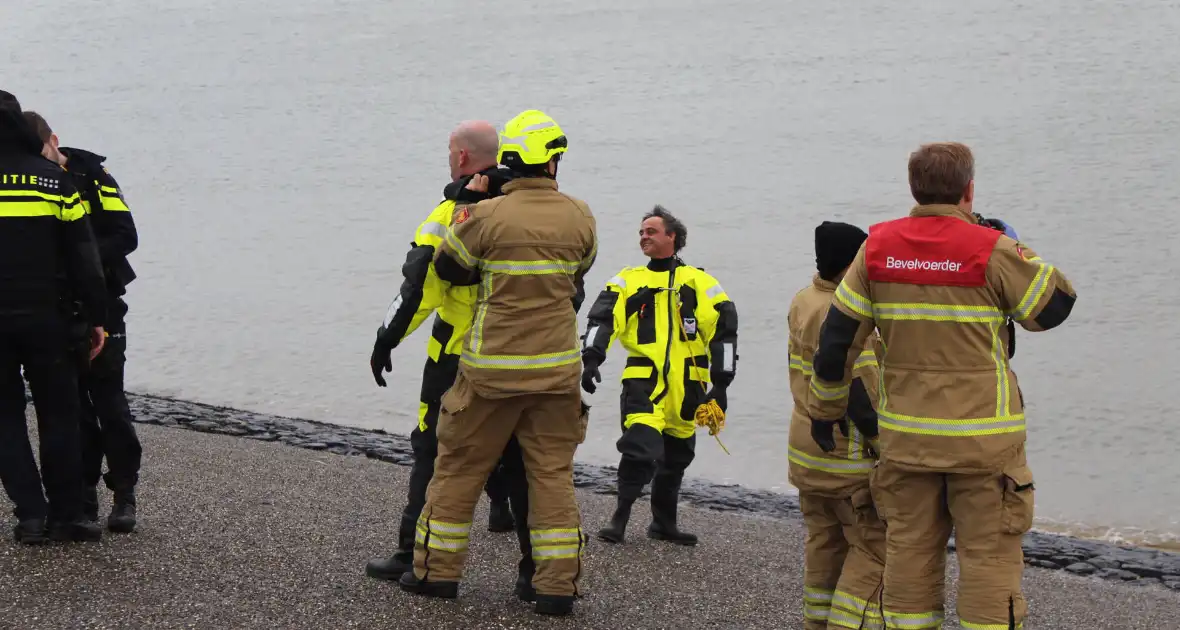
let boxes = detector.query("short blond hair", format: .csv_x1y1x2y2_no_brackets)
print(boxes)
908,142,974,205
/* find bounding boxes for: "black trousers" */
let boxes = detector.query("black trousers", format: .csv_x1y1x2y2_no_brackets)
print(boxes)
79,297,141,493
393,356,524,565
0,314,85,522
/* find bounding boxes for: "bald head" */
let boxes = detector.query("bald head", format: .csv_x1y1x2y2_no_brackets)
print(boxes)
449,119,499,180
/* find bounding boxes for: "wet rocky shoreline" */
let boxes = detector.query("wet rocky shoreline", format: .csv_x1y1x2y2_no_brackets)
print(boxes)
122,392,1180,590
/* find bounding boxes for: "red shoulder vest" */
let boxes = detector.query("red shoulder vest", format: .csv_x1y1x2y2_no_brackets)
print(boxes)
865,216,1001,287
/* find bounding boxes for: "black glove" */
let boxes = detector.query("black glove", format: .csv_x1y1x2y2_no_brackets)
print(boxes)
810,417,848,453
705,386,728,412
370,341,393,387
581,357,602,394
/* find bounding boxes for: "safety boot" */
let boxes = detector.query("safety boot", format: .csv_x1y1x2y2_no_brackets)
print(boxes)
398,571,459,599
12,518,47,545
366,514,416,580
534,594,575,616
514,554,536,602
107,489,137,534
82,486,99,522
596,496,634,544
48,519,103,543
648,474,697,546
488,499,515,532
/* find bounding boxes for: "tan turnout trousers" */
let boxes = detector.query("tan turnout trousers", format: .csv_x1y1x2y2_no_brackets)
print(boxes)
800,482,888,630
412,373,589,597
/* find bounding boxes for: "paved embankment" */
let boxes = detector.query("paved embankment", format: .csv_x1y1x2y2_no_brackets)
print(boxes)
0,396,1178,628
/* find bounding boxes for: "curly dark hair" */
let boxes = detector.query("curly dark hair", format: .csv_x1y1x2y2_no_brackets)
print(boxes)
643,204,687,253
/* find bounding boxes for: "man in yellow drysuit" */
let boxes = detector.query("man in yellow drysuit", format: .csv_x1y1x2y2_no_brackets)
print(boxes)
807,142,1078,630
399,110,598,617
581,205,738,546
788,221,886,630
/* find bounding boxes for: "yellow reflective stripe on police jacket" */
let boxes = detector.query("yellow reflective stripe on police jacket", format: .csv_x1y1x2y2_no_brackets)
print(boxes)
1009,258,1055,321
529,527,584,561
98,184,129,211
415,516,471,552
788,446,874,475
0,190,83,221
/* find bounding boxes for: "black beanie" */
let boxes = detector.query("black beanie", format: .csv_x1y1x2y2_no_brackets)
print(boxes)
815,221,868,281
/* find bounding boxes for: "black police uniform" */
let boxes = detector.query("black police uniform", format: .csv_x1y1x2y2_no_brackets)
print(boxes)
59,146,141,532
0,96,107,543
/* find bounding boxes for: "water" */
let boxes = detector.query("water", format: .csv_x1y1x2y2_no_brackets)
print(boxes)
5,0,1179,545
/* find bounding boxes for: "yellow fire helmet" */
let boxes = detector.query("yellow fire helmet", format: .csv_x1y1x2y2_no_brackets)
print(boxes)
497,109,568,169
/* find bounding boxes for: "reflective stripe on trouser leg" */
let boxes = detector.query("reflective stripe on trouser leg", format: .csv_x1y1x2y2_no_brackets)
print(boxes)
412,377,520,582
950,447,1032,630
873,463,949,630
798,493,847,630
515,389,587,597
829,489,886,630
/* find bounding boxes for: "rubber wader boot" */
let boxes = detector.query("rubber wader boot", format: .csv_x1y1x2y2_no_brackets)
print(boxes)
107,488,137,533
488,499,515,533
535,594,575,616
398,571,459,599
596,496,635,543
365,514,415,580
648,474,697,545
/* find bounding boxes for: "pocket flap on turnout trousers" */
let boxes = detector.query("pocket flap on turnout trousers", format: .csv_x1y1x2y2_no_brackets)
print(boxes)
1003,465,1035,493
440,376,475,416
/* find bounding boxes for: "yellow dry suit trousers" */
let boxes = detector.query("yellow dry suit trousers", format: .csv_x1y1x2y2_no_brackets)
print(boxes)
871,444,1035,629
800,483,887,630
412,373,590,597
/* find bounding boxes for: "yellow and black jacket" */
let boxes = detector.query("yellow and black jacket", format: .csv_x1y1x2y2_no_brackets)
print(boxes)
581,257,738,434
0,108,106,326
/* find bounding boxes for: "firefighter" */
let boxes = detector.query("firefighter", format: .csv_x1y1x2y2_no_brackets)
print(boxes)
399,109,597,617
787,221,886,630
23,110,141,534
365,120,523,582
581,205,738,546
807,142,1077,630
0,91,107,543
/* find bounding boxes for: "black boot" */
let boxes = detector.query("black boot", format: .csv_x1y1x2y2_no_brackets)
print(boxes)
596,496,634,543
488,499,514,533
366,514,416,581
398,571,459,599
12,518,47,545
648,473,697,546
514,554,536,602
48,519,103,543
107,489,136,533
82,486,99,522
534,594,575,616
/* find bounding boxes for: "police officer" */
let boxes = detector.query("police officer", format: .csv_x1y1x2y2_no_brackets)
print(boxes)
787,221,886,630
807,142,1077,630
0,90,107,543
365,120,522,583
24,110,141,534
400,109,597,617
581,205,738,546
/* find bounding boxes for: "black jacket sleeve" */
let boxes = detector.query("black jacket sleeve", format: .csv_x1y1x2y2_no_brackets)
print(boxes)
58,181,107,327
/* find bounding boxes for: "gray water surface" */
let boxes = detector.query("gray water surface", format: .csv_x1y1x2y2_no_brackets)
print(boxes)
6,0,1179,545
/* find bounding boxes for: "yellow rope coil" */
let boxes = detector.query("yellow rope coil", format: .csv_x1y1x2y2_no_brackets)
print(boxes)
693,398,730,455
